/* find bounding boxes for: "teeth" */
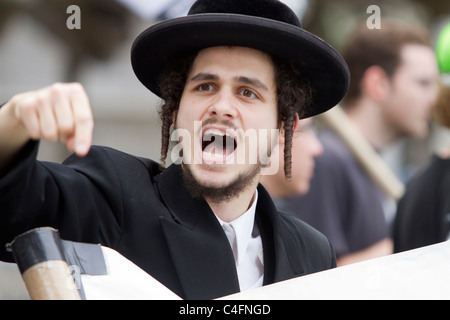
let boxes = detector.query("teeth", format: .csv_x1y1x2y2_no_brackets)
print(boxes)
202,150,226,158
202,128,236,158
202,128,235,143
204,129,227,137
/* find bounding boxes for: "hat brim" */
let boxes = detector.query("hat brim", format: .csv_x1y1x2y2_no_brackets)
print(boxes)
131,14,350,118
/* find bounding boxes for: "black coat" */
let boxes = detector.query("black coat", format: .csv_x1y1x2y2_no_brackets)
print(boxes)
394,155,450,253
0,142,336,299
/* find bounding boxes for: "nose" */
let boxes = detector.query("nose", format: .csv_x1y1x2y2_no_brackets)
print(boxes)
208,90,238,120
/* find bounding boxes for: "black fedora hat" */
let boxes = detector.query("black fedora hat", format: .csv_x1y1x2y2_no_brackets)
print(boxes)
131,0,350,118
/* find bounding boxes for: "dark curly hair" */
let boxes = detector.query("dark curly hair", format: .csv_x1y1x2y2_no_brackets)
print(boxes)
157,52,312,179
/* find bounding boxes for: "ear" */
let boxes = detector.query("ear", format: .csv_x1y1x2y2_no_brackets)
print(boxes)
362,66,390,102
279,113,300,144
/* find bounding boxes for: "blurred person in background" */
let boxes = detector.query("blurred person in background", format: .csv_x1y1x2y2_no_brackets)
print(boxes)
275,21,440,266
261,118,323,203
393,22,450,251
393,84,450,252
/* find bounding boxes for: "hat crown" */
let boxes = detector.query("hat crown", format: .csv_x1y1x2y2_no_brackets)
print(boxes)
188,0,302,28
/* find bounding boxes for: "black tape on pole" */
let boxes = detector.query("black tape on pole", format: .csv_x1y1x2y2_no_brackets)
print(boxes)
6,227,108,299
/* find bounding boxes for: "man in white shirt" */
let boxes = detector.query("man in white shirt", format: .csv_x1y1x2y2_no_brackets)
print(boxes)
215,190,263,291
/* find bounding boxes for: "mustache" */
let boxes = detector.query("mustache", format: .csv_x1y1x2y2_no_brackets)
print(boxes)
199,118,238,131
173,118,238,133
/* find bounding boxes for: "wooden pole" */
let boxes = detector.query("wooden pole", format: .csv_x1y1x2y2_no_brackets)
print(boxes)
22,260,80,300
318,106,405,200
7,228,81,300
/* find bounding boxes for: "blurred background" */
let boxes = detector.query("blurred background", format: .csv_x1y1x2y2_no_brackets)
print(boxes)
0,0,449,299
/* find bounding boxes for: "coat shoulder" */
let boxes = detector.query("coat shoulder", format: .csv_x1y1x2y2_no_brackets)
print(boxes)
277,211,336,269
64,145,163,177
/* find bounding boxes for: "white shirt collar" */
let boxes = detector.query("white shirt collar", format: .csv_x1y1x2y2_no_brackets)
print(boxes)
215,189,258,265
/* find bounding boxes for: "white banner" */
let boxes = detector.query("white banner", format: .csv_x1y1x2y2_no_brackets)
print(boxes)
221,241,450,300
76,241,450,300
80,246,181,300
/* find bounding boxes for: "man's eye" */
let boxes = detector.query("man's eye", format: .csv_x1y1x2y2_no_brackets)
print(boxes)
197,84,214,92
417,79,434,88
240,89,257,99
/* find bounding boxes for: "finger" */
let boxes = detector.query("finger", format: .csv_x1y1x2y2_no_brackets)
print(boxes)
69,84,93,156
37,96,58,142
52,86,75,143
15,95,41,140
66,135,75,153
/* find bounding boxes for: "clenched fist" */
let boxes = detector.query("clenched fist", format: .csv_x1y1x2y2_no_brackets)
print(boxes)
1,82,93,157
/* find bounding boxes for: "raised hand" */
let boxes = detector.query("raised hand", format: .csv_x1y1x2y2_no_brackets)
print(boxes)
1,82,94,157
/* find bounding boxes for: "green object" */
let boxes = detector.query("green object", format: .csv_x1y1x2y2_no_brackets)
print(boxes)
436,23,450,73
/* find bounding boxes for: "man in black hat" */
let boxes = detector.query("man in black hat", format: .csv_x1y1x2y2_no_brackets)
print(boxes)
0,0,349,299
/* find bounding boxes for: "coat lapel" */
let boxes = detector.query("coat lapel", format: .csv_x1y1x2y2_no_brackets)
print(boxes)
156,164,239,300
156,164,305,299
256,185,305,283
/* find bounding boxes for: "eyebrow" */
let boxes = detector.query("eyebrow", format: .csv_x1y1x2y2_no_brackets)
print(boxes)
235,76,269,91
190,73,219,82
190,73,269,91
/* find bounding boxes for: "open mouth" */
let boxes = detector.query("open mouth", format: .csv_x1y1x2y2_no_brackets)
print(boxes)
202,128,237,159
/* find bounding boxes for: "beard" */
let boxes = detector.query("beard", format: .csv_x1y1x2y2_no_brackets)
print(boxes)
181,163,262,204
